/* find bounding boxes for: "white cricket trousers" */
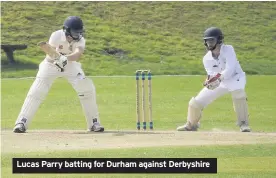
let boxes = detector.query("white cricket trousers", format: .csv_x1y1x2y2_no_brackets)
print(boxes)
195,74,247,107
15,59,98,129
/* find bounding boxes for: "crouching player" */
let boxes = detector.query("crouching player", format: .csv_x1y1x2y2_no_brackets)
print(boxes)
177,27,251,132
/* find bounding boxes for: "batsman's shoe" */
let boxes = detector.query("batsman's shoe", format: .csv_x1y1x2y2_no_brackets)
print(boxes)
13,123,26,133
239,121,251,132
240,125,251,132
89,122,104,132
177,122,199,131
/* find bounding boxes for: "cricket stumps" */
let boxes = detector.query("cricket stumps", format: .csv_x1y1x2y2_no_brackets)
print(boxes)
135,70,153,131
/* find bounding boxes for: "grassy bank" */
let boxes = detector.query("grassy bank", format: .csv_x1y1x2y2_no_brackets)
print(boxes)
1,1,276,77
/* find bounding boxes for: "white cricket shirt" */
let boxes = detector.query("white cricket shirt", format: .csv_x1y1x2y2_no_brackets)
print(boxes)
45,29,85,61
203,44,245,81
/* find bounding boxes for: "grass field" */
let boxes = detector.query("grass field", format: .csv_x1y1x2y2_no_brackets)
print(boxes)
1,1,276,177
2,144,276,178
1,1,276,77
2,76,276,131
1,76,276,177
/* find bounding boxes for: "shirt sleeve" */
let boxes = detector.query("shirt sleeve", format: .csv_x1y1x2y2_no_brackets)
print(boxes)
75,38,86,52
220,45,238,80
203,58,216,76
48,32,59,48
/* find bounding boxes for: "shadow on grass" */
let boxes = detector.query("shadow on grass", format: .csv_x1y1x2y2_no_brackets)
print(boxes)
1,58,38,71
74,130,172,135
1,129,173,135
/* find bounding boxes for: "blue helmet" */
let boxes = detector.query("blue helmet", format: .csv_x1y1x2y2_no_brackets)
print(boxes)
63,16,84,41
203,27,224,50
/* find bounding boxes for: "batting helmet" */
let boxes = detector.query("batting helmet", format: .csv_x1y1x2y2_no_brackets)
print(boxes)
63,16,84,41
203,27,224,50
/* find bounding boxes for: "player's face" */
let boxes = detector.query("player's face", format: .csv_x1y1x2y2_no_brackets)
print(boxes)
66,36,74,43
205,38,217,50
70,29,83,41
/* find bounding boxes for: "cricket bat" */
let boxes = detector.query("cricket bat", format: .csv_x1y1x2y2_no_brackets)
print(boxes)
37,41,60,61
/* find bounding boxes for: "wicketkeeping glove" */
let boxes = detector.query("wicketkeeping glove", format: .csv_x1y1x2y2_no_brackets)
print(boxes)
53,55,68,72
203,73,222,90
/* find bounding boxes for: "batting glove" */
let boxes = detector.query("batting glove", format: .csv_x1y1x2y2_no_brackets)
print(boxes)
53,55,68,72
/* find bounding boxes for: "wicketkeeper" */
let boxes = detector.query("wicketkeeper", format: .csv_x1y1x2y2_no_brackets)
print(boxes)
13,16,104,133
177,27,251,132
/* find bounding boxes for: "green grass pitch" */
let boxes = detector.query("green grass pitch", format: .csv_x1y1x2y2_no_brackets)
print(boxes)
1,76,276,177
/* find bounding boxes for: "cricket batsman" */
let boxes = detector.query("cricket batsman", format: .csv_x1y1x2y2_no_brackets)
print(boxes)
13,16,104,133
177,27,251,132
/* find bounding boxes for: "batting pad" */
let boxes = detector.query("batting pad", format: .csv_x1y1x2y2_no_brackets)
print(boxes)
74,78,100,129
232,90,249,126
187,97,204,126
15,78,52,129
